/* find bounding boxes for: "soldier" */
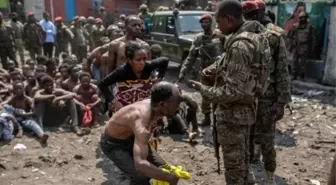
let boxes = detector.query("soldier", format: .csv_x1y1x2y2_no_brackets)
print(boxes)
71,18,89,63
242,1,292,184
79,16,87,27
204,1,213,11
55,17,74,57
0,12,17,70
288,12,316,81
92,18,106,48
84,16,95,51
177,13,223,126
138,4,152,35
9,13,24,64
99,7,112,28
189,0,272,184
120,14,126,23
23,12,45,60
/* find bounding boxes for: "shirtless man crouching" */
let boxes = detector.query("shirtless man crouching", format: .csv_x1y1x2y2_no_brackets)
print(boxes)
100,82,181,185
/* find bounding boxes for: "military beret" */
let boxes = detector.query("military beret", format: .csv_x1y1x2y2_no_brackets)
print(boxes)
200,13,212,22
95,18,102,23
242,1,259,14
87,16,94,21
254,0,266,9
27,12,34,16
55,16,62,21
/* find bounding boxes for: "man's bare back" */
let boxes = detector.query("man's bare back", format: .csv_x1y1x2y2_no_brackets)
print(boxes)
105,99,155,141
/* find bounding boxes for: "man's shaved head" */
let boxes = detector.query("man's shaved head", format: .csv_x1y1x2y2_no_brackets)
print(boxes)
216,0,243,19
125,15,142,37
125,15,140,26
151,82,180,106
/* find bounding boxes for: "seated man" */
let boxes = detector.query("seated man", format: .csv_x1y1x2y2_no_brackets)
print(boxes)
24,70,38,97
34,75,85,136
61,65,80,91
100,82,181,185
2,81,48,144
56,63,70,87
73,72,101,127
6,60,20,73
25,59,36,71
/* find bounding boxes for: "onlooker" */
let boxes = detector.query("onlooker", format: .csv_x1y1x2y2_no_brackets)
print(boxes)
40,12,56,58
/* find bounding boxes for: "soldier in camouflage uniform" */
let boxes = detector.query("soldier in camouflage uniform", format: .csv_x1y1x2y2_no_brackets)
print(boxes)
71,18,89,63
0,12,17,69
55,16,74,56
204,1,213,11
243,1,292,184
23,12,45,60
9,12,24,64
288,12,316,81
92,18,106,49
190,1,272,184
84,16,95,51
177,13,223,126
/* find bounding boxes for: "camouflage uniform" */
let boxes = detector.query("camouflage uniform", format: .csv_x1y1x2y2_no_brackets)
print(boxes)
84,17,95,51
71,25,89,63
179,32,223,118
23,21,44,60
9,19,24,63
288,14,316,80
55,23,74,56
199,21,271,184
0,22,17,69
254,21,292,174
92,25,106,48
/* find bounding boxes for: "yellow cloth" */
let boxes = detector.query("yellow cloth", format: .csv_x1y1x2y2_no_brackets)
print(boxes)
153,165,192,185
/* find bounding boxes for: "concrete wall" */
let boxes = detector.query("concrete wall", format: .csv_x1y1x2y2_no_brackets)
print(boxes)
25,0,45,20
323,6,336,86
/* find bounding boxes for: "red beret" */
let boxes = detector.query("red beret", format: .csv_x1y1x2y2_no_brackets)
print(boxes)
254,0,266,9
200,13,212,22
55,16,62,21
27,12,34,16
242,1,259,14
95,18,102,23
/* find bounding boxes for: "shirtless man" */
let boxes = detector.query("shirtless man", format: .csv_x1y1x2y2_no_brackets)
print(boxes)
25,59,36,71
34,75,84,136
100,82,181,185
45,58,57,78
56,63,70,87
2,81,48,144
73,72,101,126
6,60,18,73
88,15,151,77
61,65,80,91
24,70,38,97
9,70,23,82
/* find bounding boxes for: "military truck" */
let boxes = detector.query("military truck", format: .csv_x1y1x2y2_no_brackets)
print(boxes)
145,9,215,63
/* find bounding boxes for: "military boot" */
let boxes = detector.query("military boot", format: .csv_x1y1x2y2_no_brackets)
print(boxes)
266,171,277,185
248,166,256,184
201,113,211,126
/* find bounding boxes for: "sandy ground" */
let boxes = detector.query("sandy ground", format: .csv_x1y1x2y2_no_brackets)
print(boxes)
0,67,335,185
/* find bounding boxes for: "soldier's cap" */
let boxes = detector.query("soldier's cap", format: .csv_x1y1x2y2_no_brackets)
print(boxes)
299,12,308,18
79,16,86,21
87,16,94,21
200,13,212,22
27,12,34,16
55,16,62,21
242,1,259,14
95,18,102,23
254,0,265,9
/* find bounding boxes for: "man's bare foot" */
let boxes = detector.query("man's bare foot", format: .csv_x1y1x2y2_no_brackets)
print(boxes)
16,130,23,138
40,134,49,144
188,132,198,142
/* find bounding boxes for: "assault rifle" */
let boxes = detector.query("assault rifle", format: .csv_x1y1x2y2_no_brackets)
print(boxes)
212,106,220,174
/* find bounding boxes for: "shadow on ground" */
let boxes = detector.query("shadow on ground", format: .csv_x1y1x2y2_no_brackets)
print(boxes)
95,146,129,185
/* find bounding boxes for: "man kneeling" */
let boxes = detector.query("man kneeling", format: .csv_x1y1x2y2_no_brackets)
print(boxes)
100,82,181,185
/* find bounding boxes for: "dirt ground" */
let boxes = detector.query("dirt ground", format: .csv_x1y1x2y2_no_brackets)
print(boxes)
0,68,335,185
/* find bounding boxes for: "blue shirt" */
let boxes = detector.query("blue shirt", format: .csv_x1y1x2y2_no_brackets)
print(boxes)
40,19,56,43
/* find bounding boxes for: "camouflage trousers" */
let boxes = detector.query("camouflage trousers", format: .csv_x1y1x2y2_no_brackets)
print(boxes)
55,43,70,57
293,53,307,78
254,101,277,172
217,121,250,185
0,47,17,69
27,46,42,60
15,39,25,63
72,45,87,63
200,70,212,115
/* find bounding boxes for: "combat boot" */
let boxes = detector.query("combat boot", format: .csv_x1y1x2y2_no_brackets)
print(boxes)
266,171,277,185
201,113,211,126
248,166,256,184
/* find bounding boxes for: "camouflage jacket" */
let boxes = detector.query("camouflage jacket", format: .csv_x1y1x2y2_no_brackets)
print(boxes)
0,22,16,48
200,21,270,125
288,22,316,55
92,25,106,45
55,24,74,46
23,22,45,48
84,23,94,44
70,26,89,46
262,23,292,104
179,31,224,77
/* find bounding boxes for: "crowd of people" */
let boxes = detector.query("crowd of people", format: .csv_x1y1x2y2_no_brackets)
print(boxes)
0,1,334,185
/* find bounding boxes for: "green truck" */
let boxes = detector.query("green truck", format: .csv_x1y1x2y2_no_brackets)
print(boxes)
145,9,215,63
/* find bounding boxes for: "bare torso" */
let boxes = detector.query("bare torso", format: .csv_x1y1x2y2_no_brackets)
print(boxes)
74,84,98,104
105,99,157,140
62,78,79,91
7,96,32,112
